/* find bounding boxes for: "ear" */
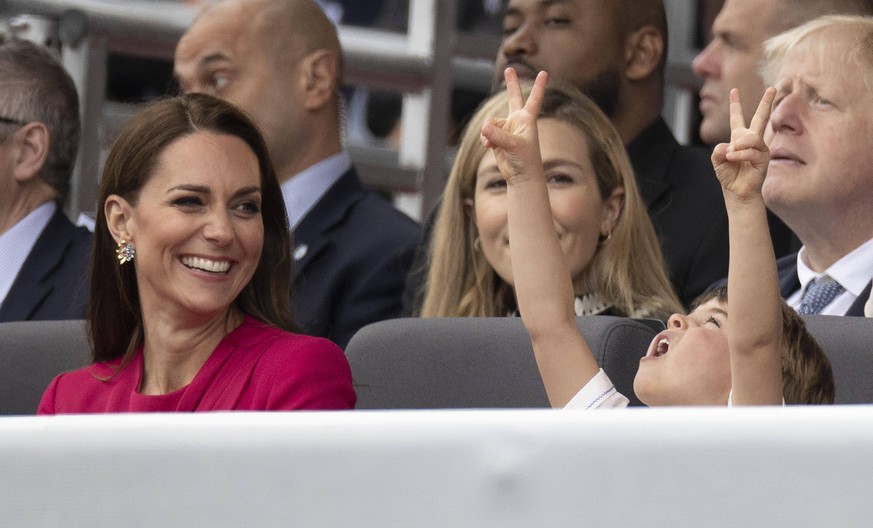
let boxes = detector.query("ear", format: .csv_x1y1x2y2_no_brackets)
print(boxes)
463,197,477,228
600,186,625,235
11,122,51,184
298,49,340,111
623,26,664,82
104,194,135,244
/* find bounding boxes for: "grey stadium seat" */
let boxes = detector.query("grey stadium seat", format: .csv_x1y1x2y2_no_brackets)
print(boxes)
0,319,90,415
346,316,660,409
803,315,873,404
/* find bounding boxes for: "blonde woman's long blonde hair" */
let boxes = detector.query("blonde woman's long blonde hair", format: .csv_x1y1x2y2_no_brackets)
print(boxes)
421,82,681,319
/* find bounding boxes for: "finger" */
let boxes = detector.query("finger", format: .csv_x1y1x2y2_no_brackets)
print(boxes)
523,71,548,117
728,88,745,135
749,87,776,137
479,126,494,149
504,67,524,114
711,142,729,165
730,131,768,152
481,120,520,151
482,116,506,131
725,148,768,164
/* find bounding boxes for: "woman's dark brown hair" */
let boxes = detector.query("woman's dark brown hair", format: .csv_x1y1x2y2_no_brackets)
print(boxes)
89,93,297,363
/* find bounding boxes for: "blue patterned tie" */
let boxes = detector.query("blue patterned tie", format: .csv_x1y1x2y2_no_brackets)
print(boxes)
797,276,845,315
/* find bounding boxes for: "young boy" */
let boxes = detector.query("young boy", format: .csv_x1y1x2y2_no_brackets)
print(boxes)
479,68,833,407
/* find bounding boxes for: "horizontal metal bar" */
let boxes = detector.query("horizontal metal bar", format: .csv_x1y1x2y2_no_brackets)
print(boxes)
0,0,500,94
1,0,192,43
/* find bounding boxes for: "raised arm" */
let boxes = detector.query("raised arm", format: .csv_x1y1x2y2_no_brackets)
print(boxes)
480,68,600,407
712,87,783,405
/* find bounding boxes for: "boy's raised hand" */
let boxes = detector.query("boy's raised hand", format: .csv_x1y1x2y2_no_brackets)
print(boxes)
719,85,784,406
712,87,776,203
480,67,548,185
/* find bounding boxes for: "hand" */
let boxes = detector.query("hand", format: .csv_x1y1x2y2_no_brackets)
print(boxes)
480,67,548,185
712,87,775,203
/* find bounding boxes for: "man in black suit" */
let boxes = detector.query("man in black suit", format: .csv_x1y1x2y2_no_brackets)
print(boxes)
175,0,420,348
0,36,91,323
404,0,728,311
759,16,873,316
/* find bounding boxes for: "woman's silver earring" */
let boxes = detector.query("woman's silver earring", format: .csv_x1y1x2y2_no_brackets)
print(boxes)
473,237,482,252
116,240,135,265
598,232,612,248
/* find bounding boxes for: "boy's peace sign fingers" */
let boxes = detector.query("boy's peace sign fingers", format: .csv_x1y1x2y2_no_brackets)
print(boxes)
523,71,548,117
729,87,776,140
504,67,525,114
715,87,775,201
728,88,747,141
482,68,549,186
749,87,776,138
502,68,549,117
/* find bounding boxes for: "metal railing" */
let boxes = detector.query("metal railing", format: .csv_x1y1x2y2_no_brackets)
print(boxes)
0,0,495,219
0,0,701,220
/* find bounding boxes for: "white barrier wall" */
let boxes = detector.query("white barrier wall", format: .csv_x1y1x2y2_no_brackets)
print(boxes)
2,407,872,527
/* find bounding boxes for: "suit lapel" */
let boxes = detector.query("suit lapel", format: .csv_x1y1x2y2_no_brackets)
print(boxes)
846,281,872,317
625,117,675,211
776,253,801,298
290,168,365,279
0,208,74,321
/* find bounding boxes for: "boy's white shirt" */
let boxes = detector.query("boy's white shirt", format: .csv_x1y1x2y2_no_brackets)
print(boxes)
564,369,630,409
563,369,784,409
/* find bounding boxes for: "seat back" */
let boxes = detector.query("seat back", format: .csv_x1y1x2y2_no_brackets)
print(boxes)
0,319,91,415
346,316,659,409
803,315,873,404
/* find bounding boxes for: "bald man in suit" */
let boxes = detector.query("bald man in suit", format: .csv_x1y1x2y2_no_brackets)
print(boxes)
175,0,420,347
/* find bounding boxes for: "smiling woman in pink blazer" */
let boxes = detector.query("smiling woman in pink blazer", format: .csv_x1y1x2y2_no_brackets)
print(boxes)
38,94,355,414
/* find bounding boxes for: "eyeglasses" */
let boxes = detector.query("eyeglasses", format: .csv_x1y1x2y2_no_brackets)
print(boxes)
0,116,27,127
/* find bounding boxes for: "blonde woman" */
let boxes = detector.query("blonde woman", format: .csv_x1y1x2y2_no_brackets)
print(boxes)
421,81,681,319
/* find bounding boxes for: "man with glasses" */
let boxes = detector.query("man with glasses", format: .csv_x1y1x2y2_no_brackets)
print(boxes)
0,35,91,322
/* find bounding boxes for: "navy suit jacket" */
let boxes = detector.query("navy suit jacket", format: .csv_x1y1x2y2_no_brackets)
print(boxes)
0,206,92,322
776,253,871,317
291,167,420,348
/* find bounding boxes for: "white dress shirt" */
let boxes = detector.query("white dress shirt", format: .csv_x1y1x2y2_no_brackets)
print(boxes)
787,237,873,315
563,370,777,409
281,152,351,229
0,201,55,307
